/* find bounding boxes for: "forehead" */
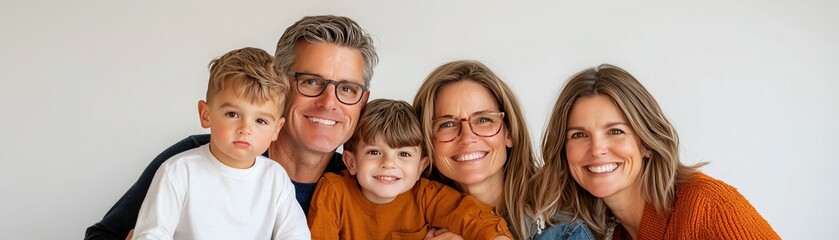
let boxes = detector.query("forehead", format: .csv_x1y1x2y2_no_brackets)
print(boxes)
290,41,365,85
568,95,626,124
360,135,422,149
211,88,282,112
433,80,500,117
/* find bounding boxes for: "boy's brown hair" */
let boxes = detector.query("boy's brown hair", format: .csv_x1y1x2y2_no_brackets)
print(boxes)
344,99,423,154
206,47,289,110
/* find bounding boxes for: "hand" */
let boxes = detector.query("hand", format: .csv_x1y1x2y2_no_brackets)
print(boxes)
125,229,134,240
424,228,463,240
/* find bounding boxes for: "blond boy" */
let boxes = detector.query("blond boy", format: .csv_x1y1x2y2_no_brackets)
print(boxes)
133,48,309,239
307,99,512,239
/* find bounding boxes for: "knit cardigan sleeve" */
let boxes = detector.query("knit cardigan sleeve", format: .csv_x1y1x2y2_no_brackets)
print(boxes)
637,173,780,240
701,176,780,239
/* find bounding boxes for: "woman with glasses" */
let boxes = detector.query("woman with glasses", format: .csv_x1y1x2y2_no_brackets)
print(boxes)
534,64,779,239
413,60,592,239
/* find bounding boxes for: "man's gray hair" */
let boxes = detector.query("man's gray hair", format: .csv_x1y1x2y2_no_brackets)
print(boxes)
275,15,378,87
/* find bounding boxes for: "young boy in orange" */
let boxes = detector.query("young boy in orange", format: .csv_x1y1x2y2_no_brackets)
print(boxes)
307,99,512,239
132,48,309,239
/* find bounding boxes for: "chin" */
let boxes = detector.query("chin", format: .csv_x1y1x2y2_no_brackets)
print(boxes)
584,186,618,199
451,174,489,186
303,138,342,153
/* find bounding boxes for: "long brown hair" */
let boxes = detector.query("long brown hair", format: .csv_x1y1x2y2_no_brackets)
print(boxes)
412,60,537,239
533,64,704,238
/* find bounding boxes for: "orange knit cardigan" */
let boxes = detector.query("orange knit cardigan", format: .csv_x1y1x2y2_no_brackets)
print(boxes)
613,173,779,240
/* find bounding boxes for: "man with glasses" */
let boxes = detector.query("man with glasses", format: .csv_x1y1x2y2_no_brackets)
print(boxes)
85,15,377,240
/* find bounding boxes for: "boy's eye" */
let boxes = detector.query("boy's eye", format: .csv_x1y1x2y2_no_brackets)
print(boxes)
256,119,268,125
225,112,239,118
398,152,412,157
366,150,381,156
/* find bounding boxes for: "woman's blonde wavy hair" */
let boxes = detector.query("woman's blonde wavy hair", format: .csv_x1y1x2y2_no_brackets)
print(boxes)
532,64,704,238
412,60,537,239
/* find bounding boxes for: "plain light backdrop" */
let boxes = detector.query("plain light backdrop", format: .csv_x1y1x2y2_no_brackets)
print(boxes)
1,0,836,239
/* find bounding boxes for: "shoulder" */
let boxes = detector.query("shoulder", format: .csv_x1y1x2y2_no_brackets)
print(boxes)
158,144,210,172
414,177,462,197
312,171,356,207
257,156,287,175
317,171,354,191
676,172,742,204
672,172,760,221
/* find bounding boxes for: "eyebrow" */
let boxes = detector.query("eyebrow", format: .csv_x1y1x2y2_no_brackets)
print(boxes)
218,102,238,109
218,102,278,121
254,111,278,121
295,71,362,84
566,122,628,131
604,122,629,128
433,110,498,119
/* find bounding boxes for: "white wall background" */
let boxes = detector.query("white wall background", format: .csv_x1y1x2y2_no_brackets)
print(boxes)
1,0,836,239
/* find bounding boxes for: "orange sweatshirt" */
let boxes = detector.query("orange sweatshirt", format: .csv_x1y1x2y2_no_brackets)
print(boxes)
614,173,779,240
308,171,512,240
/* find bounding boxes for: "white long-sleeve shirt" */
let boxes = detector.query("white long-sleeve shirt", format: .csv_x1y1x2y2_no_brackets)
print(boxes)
133,144,309,240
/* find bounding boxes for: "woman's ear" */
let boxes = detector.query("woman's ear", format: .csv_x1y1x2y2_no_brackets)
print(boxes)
505,127,513,148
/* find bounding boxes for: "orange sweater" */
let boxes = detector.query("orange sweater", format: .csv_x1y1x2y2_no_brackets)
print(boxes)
308,171,512,239
615,173,779,240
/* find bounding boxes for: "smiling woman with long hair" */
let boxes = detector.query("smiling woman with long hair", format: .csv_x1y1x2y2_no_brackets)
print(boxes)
414,60,593,239
533,64,779,239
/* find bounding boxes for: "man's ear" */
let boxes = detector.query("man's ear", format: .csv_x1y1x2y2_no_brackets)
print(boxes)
198,100,211,129
359,91,370,109
271,117,285,141
418,156,430,176
342,150,358,175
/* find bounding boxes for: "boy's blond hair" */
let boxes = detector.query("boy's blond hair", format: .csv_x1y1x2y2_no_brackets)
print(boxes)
207,47,289,109
343,99,423,154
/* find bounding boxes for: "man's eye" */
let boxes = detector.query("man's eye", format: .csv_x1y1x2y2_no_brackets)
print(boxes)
304,79,320,86
225,112,239,118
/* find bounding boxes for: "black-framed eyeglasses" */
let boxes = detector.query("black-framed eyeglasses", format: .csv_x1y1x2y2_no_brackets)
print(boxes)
287,72,369,105
431,111,505,142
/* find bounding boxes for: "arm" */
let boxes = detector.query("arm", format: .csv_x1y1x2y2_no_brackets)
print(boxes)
707,187,780,239
420,180,513,240
272,168,311,239
85,135,210,240
132,161,187,240
306,176,341,240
